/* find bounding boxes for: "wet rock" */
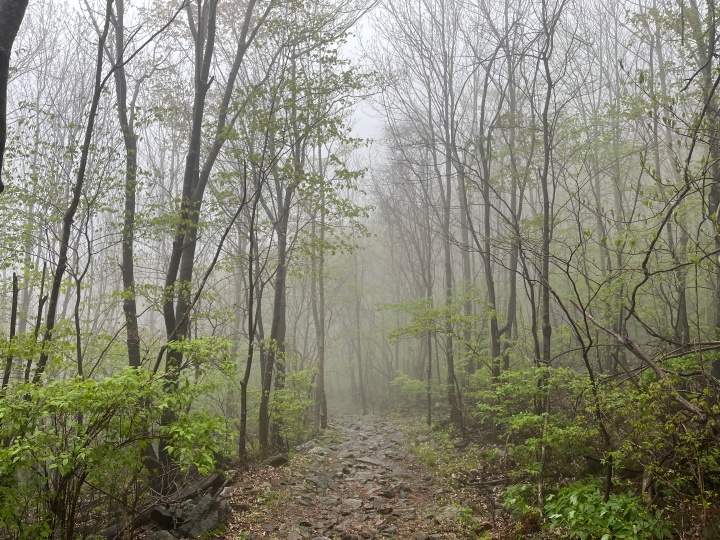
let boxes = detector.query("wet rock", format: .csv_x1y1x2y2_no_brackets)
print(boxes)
393,506,417,520
266,454,289,467
296,440,319,452
308,474,330,488
148,506,174,529
145,531,175,540
353,471,376,483
342,498,363,510
177,494,230,539
437,504,462,522
356,457,391,469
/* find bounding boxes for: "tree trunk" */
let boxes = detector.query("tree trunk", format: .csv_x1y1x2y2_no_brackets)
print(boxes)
0,0,29,190
259,198,290,459
1,272,18,388
113,0,142,368
353,248,368,415
311,207,328,429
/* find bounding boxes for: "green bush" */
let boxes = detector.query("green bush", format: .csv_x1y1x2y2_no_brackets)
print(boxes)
270,368,315,448
470,368,598,480
0,368,230,539
545,482,672,539
391,373,426,403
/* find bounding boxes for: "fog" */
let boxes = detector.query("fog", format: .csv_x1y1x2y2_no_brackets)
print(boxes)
0,0,718,537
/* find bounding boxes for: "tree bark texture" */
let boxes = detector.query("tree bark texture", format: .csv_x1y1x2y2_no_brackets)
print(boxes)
0,0,29,191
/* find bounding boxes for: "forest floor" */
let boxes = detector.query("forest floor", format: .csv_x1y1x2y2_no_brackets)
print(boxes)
219,415,515,540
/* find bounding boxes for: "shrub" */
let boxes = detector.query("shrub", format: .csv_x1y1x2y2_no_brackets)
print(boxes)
270,368,315,448
391,373,426,404
545,481,672,539
471,368,599,481
0,368,229,539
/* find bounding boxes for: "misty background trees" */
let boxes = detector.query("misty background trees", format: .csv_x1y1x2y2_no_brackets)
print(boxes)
2,0,720,537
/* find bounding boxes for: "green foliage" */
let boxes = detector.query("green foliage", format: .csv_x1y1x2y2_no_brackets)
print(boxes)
503,482,538,517
470,368,598,480
391,373,426,403
412,443,438,469
452,504,489,539
270,368,315,448
166,335,236,375
0,368,229,539
545,482,672,540
382,285,488,345
600,374,720,512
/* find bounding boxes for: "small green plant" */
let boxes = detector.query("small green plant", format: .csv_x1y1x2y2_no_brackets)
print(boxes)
503,482,537,516
412,443,438,468
545,481,672,539
255,488,280,508
453,504,489,539
198,524,228,539
503,483,543,535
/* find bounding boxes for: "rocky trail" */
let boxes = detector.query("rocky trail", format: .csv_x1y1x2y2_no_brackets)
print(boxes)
221,416,498,540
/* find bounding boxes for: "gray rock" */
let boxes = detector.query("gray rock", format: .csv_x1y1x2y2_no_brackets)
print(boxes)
177,494,230,538
145,531,175,540
353,471,376,483
356,457,391,469
148,505,174,529
342,498,363,509
437,504,462,522
266,454,289,467
219,486,236,498
296,439,319,452
308,474,330,488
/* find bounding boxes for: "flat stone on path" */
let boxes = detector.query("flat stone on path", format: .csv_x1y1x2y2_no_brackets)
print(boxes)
356,456,392,469
342,498,363,509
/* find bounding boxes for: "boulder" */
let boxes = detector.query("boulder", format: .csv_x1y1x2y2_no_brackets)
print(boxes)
265,454,289,467
177,494,230,538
